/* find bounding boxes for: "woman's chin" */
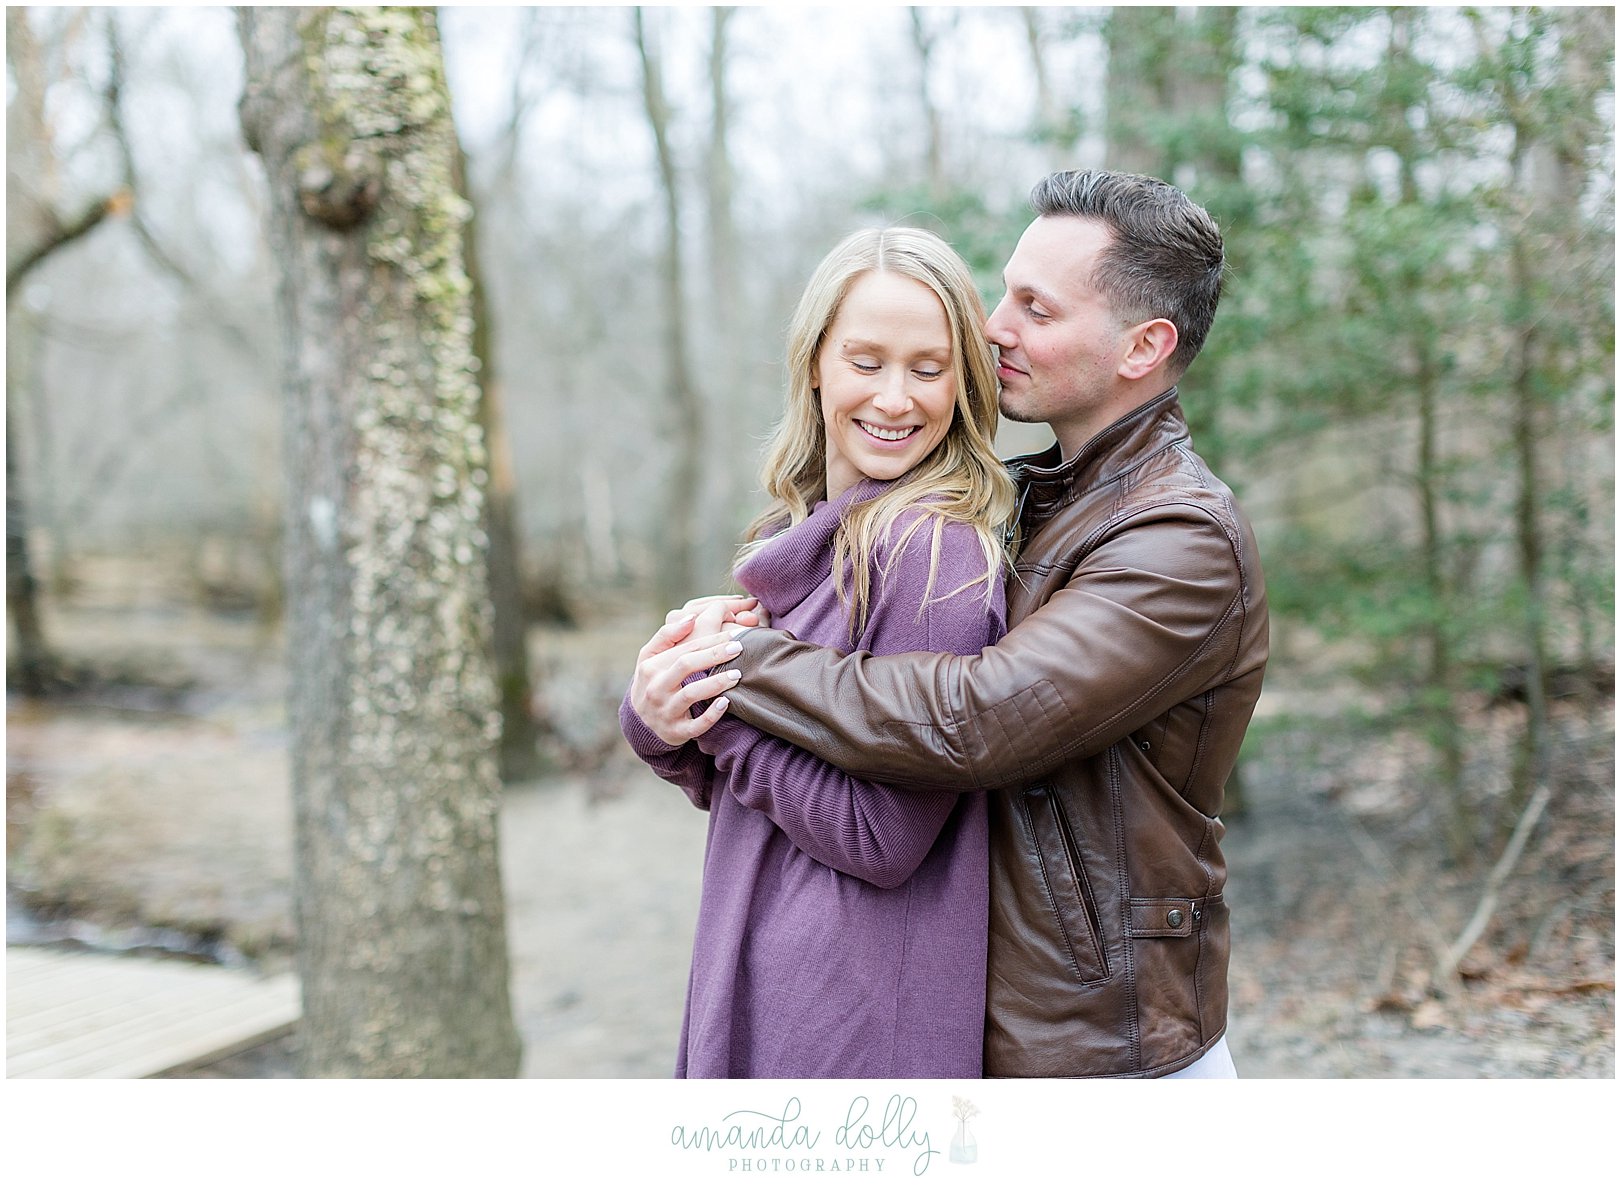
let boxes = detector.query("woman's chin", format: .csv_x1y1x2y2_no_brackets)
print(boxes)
853,459,912,484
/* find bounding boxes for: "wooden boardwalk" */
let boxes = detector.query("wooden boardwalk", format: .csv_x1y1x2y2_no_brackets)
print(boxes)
7,946,299,1078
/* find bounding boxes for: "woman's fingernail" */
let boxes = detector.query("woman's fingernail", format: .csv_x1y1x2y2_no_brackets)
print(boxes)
724,670,742,682
725,641,743,656
714,697,730,712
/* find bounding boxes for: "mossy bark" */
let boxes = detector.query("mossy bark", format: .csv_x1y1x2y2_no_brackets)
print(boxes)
238,5,522,1077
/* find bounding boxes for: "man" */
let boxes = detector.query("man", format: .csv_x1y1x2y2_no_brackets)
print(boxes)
636,169,1267,1077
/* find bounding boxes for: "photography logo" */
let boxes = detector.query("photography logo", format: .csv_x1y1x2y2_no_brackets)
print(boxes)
948,1096,979,1165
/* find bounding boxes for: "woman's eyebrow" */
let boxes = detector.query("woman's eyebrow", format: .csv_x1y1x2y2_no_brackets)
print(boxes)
838,337,952,355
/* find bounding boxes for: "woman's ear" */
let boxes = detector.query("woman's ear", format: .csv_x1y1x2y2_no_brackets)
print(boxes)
1118,318,1178,381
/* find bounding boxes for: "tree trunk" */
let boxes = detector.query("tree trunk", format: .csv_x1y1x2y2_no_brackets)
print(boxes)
1173,7,1243,188
1163,6,1243,460
635,7,703,608
1557,10,1614,690
1416,335,1468,862
1505,143,1551,821
702,5,745,585
6,395,50,696
6,9,65,690
1104,5,1175,177
1494,4,1609,827
456,143,540,783
909,7,947,197
1019,7,1073,169
1388,11,1468,863
237,5,522,1078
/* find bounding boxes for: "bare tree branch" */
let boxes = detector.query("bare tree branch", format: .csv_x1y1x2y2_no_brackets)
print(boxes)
1435,782,1555,989
102,15,266,366
6,191,130,296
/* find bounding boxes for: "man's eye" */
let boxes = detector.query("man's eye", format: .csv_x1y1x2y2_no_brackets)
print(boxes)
1029,305,1052,321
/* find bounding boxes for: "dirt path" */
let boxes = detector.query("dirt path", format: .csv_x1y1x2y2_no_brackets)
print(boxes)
503,773,707,1078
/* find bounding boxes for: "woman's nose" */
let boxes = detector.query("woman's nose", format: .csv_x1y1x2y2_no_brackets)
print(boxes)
872,371,911,415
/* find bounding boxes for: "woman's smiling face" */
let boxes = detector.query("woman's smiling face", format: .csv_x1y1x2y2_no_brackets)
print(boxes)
813,270,957,501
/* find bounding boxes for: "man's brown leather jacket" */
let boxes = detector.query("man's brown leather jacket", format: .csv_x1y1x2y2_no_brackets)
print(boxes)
725,388,1268,1077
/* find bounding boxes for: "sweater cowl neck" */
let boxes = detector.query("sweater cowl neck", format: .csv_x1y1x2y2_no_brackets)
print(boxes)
735,476,892,617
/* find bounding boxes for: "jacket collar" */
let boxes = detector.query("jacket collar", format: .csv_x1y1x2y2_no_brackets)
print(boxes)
1005,387,1189,524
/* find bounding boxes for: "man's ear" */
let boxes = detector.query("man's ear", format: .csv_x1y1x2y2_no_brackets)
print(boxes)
1118,318,1178,381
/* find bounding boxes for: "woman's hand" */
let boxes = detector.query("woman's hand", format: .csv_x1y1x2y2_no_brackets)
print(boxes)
630,610,747,746
664,594,770,630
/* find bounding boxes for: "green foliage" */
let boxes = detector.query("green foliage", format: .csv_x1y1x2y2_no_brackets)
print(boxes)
862,14,1612,829
999,5,1613,850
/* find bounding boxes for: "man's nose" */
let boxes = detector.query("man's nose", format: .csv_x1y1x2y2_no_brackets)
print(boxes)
985,297,1016,348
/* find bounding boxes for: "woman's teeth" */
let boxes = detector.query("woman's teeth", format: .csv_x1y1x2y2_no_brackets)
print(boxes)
860,422,917,442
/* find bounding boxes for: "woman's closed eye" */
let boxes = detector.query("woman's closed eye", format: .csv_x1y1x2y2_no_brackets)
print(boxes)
846,357,946,380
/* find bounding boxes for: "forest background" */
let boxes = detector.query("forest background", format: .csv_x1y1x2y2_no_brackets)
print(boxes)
5,5,1614,1082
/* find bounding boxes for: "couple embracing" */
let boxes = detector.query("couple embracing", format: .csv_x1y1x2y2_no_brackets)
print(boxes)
620,169,1268,1080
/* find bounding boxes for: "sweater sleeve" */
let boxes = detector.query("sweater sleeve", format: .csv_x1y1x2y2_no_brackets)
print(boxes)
694,515,1004,888
618,689,715,811
724,502,1262,791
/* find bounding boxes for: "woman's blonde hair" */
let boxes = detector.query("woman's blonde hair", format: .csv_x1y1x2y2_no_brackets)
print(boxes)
740,226,1017,642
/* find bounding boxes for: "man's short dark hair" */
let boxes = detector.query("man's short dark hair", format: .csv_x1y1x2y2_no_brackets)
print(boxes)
1029,170,1224,378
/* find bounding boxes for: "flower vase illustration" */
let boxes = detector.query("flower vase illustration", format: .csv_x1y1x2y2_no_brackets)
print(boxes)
950,1096,979,1164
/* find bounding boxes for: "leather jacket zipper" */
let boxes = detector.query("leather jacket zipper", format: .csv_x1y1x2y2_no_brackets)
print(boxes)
1020,787,1110,985
1049,790,1107,966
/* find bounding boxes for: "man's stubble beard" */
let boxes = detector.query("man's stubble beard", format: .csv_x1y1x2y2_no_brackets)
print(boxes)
998,390,1045,425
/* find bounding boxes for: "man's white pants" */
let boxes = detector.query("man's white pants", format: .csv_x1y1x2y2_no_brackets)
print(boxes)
1162,1036,1237,1079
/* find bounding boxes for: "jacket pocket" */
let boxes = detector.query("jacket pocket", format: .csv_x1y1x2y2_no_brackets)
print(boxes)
1019,786,1109,985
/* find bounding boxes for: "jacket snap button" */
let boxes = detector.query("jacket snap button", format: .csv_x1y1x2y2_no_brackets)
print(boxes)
1138,739,1151,752
1166,909,1185,928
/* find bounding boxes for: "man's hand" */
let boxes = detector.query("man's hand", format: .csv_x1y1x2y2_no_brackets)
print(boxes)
630,610,746,746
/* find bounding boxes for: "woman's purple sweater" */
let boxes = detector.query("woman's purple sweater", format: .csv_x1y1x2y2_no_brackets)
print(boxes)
619,478,1005,1078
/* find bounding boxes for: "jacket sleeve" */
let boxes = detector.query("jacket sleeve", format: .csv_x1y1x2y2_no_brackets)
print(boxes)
693,516,1003,889
618,690,715,811
724,501,1256,792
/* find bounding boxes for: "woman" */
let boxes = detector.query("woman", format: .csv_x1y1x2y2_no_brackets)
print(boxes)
619,227,1016,1078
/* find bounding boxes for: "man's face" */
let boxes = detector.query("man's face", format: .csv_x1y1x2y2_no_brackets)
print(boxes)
986,216,1132,447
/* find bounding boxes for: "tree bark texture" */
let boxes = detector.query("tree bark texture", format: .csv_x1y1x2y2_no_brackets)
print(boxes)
237,6,522,1078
